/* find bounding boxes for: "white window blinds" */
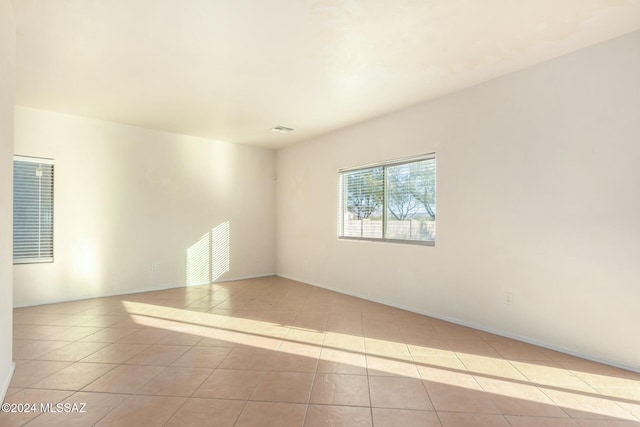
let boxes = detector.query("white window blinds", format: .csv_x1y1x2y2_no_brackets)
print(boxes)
339,154,436,244
385,159,436,241
13,156,55,263
340,167,384,239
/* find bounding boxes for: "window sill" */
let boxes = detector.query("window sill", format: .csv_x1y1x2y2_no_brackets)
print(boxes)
338,236,435,247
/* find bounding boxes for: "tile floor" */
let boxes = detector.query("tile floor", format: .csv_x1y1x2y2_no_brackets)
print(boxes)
2,276,639,426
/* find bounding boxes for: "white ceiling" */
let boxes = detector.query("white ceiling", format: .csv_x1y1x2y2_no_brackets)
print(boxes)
13,0,640,149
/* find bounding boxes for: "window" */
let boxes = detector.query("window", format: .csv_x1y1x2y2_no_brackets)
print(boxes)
13,156,55,263
338,154,435,245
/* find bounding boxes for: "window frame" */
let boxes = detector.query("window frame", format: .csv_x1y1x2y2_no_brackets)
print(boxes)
13,155,55,264
338,153,436,246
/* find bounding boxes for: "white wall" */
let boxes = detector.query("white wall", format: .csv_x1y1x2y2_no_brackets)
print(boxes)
0,0,15,399
276,31,640,370
14,107,276,306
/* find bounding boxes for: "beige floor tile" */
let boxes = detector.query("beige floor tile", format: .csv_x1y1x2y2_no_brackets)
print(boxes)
447,340,504,358
0,388,73,427
215,300,249,310
197,334,241,347
369,376,433,410
413,355,469,382
206,309,239,318
330,300,364,314
37,341,109,362
171,346,232,368
420,370,484,395
80,343,149,364
372,408,442,427
576,420,640,426
116,328,170,344
123,344,190,366
617,403,640,424
459,356,528,382
75,305,125,317
13,325,69,340
362,329,401,342
138,367,212,396
324,333,365,353
81,315,131,328
218,347,277,370
279,341,322,357
538,348,589,363
326,312,363,332
235,401,306,427
5,387,22,397
43,327,103,342
478,379,569,418
13,313,64,325
560,361,640,389
79,327,140,343
14,340,71,360
310,373,370,406
580,372,640,390
23,391,129,427
317,348,367,375
237,334,283,350
82,364,164,393
541,386,637,421
164,398,245,427
407,342,454,358
511,361,592,389
94,395,185,426
9,360,72,388
49,315,102,327
424,381,501,414
194,369,264,399
250,371,314,403
489,341,554,362
13,339,33,348
249,323,291,340
285,329,326,346
271,342,321,373
367,354,421,378
304,405,372,427
438,412,510,426
505,416,580,426
364,338,411,357
431,328,484,342
301,299,333,313
270,352,319,372
30,362,117,391
592,387,640,421
292,312,328,331
10,277,638,427
156,330,204,346
593,386,640,401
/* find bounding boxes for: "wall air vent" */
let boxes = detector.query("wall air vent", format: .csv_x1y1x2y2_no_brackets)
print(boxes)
272,126,294,133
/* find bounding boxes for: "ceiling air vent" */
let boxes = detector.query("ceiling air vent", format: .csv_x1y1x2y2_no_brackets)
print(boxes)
272,126,294,133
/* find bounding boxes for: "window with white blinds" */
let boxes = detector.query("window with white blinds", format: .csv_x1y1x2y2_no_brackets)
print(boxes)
339,154,436,245
13,156,55,263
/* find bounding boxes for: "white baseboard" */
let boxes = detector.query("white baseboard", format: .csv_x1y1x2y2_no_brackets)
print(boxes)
276,273,640,374
13,282,182,308
13,273,277,308
0,362,15,403
213,272,276,284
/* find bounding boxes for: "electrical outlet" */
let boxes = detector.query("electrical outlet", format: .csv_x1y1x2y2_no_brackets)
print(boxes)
150,263,158,271
504,291,514,305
